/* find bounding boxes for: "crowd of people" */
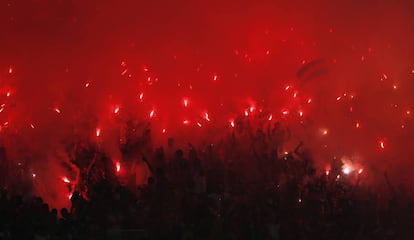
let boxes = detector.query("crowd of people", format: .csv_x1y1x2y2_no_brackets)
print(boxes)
0,118,413,239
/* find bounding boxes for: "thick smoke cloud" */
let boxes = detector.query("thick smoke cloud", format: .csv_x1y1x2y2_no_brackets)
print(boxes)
0,1,413,208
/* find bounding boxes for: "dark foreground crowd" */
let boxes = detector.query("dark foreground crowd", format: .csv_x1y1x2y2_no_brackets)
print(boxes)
0,120,413,240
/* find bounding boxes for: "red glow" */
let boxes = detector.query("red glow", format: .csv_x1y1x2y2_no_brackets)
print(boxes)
2,1,414,210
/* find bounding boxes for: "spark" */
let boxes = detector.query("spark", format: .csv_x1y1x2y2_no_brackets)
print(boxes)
244,110,249,117
62,177,71,183
307,98,312,104
284,85,291,91
0,108,3,113
54,108,61,114
393,85,397,90
8,67,13,74
213,74,218,81
68,193,73,200
299,111,303,117
379,140,385,149
32,173,36,178
325,170,330,176
183,98,189,107
96,128,101,137
356,122,360,128
381,73,388,81
183,120,189,125
336,96,341,101
230,119,235,128
85,82,90,88
203,112,210,121
6,92,10,97
162,128,166,133
282,110,289,115
116,161,121,173
268,114,273,121
249,106,255,113
114,106,120,114
266,50,270,55
121,69,128,76
406,110,411,115
293,92,297,98
149,109,155,118
139,92,144,102
30,124,35,129
358,169,363,174
321,129,328,135
197,122,202,127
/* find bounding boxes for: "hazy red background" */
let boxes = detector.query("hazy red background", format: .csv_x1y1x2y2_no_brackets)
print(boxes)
0,0,413,208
